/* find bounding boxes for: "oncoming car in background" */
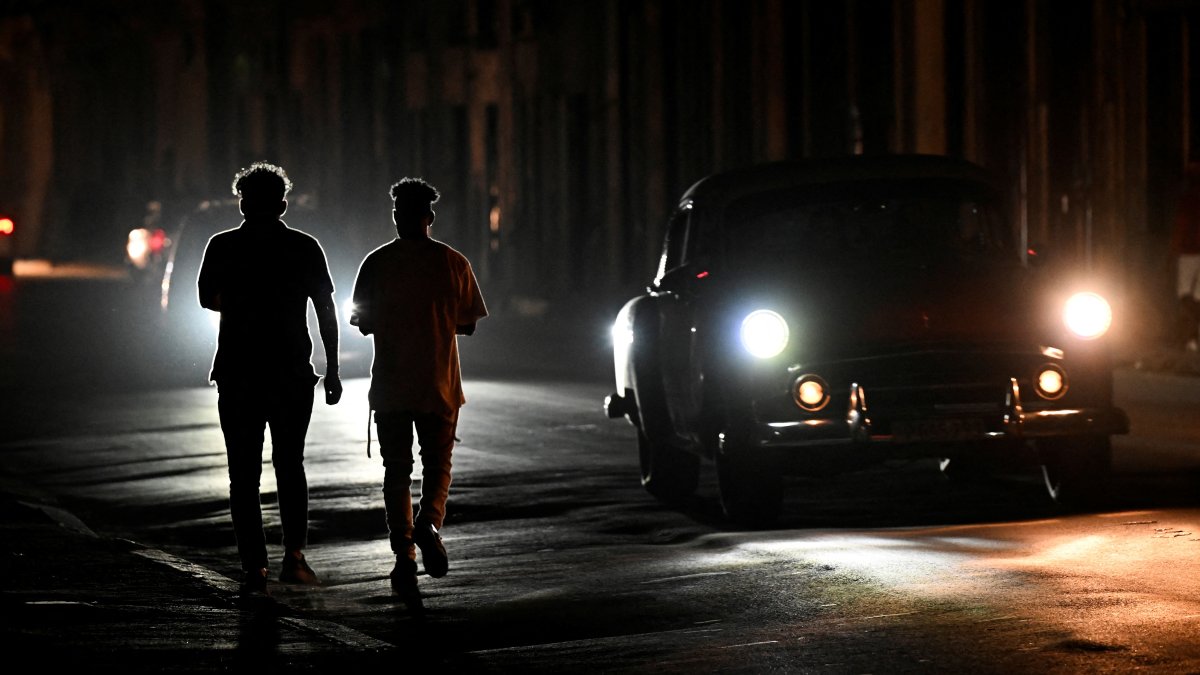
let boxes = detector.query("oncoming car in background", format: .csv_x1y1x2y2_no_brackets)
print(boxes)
125,200,171,285
154,195,368,381
604,155,1129,526
0,212,15,276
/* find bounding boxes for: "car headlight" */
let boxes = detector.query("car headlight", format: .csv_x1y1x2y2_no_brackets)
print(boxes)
740,309,789,358
1063,291,1112,340
126,228,151,268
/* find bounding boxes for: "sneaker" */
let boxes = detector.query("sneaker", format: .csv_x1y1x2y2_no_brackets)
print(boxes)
413,521,448,578
239,567,269,595
390,556,421,602
279,551,321,585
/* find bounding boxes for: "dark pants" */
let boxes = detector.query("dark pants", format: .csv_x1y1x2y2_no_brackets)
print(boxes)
375,409,458,559
217,379,315,572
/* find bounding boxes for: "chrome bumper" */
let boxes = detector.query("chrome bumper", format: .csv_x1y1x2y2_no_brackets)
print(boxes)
750,378,1129,450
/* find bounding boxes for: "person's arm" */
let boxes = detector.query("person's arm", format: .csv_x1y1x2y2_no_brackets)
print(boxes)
200,290,222,311
312,291,343,405
455,258,487,337
349,258,373,335
197,239,222,311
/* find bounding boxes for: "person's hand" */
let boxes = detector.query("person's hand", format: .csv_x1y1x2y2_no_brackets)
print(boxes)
323,371,343,405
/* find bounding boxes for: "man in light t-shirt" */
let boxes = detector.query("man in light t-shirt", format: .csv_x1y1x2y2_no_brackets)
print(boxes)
350,177,487,602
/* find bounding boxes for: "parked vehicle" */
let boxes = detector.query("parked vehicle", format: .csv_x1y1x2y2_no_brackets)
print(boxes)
603,155,1129,526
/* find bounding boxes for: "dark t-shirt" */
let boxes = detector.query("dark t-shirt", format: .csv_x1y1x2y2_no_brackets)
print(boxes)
197,219,334,385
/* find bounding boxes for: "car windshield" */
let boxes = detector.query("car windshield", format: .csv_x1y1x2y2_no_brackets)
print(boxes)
722,179,1015,270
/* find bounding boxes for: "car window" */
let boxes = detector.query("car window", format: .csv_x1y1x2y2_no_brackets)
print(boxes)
655,203,693,280
723,179,1013,270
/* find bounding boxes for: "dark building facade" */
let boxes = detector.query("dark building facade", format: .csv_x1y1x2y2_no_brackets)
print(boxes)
1,0,1198,342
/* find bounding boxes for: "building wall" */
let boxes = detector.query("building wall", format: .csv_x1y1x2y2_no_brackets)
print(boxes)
0,0,1195,336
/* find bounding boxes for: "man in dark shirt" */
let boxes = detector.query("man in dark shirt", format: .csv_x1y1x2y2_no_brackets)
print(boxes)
198,161,343,594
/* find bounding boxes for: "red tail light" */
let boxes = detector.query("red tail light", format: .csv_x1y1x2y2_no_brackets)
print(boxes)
0,217,13,235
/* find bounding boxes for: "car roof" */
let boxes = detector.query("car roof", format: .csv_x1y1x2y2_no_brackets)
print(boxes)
678,154,1003,209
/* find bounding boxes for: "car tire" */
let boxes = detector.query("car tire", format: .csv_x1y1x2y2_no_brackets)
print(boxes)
716,450,783,528
637,428,700,503
1038,436,1113,511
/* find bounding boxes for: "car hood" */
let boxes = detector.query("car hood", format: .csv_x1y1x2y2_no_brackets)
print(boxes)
713,259,1052,360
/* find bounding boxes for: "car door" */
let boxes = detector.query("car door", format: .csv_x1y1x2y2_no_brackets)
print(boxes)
653,203,706,447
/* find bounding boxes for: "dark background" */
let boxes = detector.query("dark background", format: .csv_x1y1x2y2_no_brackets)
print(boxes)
2,0,1199,338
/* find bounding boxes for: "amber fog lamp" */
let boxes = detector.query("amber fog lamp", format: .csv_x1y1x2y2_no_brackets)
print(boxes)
794,375,830,412
1034,364,1067,400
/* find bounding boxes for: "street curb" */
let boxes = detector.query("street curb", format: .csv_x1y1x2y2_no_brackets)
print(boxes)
134,548,396,651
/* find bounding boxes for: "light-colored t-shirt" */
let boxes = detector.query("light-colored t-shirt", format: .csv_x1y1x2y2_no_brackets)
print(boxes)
350,237,487,414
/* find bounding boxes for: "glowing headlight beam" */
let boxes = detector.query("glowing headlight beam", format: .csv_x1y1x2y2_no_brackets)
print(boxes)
1063,292,1112,340
740,309,789,358
611,303,635,394
126,228,150,268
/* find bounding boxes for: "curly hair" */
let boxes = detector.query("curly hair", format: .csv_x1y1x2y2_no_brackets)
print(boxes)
390,177,440,216
232,161,293,201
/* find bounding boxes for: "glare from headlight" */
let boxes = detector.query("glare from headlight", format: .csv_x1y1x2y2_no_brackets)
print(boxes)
741,309,789,358
1063,292,1112,340
126,228,150,268
611,304,635,394
612,322,634,348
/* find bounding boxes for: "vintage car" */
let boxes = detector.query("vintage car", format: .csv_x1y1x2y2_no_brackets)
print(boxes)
604,155,1129,525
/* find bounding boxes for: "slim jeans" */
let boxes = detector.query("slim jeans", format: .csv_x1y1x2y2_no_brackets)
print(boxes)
217,379,315,572
375,409,458,560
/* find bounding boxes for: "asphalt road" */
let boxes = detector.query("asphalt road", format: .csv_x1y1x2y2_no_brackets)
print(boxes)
2,273,1200,672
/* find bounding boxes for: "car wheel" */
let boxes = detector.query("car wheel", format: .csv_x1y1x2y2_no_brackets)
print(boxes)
637,428,700,503
716,450,783,527
1038,436,1113,511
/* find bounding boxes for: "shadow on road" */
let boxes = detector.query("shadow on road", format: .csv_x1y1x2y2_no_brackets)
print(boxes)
663,460,1200,533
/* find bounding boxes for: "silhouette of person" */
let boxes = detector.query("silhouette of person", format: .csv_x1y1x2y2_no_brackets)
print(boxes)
197,161,343,595
1171,162,1200,351
349,177,487,602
